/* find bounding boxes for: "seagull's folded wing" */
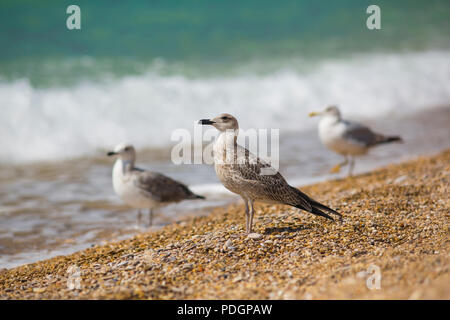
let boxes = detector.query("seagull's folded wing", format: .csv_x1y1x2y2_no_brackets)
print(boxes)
343,121,378,147
226,147,313,211
133,171,197,203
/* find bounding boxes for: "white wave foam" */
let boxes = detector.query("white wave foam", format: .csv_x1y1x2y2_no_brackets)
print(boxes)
1,50,449,163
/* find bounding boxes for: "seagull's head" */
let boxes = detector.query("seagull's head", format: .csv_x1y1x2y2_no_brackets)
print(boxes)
198,113,239,132
107,143,136,162
309,105,341,119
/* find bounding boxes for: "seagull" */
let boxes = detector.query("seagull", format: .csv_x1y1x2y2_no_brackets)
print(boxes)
199,113,341,234
107,143,205,226
309,106,403,176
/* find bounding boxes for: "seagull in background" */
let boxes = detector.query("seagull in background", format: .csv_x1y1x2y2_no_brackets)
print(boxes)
107,143,205,227
309,106,403,176
199,113,341,234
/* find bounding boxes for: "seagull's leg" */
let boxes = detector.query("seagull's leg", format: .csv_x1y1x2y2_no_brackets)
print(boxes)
149,208,154,227
348,157,355,177
137,210,142,227
330,156,348,174
243,198,250,233
248,199,255,234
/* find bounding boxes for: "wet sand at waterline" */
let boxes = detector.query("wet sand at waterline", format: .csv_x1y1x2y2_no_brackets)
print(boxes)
0,150,448,299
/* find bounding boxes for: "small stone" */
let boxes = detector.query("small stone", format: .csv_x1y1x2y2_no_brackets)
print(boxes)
181,263,194,272
408,290,422,300
394,175,407,184
247,233,263,240
303,293,313,300
356,271,367,279
115,261,128,268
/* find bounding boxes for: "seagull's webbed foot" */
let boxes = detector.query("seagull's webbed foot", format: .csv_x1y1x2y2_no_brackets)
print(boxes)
330,156,349,174
134,210,143,230
330,164,342,173
148,208,154,227
347,156,355,177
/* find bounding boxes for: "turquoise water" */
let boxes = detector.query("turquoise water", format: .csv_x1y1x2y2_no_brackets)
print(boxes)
1,0,449,85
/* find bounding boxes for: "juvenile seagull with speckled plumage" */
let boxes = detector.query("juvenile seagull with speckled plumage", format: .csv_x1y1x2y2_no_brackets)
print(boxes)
107,143,205,226
199,113,341,234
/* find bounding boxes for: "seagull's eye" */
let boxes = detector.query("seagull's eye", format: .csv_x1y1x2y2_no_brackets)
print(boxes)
124,147,130,151
221,116,228,120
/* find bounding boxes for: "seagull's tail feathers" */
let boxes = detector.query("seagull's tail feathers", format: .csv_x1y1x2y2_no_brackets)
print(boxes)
295,204,335,221
375,134,403,145
190,194,206,200
290,188,342,222
308,198,343,222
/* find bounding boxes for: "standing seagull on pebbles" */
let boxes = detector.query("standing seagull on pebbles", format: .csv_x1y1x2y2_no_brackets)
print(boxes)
107,143,205,227
199,113,341,234
309,106,403,176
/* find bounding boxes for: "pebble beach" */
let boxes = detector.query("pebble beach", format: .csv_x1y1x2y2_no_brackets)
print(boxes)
0,150,448,300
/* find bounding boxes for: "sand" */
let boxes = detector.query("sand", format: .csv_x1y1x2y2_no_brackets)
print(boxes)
0,150,449,300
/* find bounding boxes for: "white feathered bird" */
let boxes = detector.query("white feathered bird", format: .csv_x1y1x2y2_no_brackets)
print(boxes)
107,143,205,226
309,106,403,176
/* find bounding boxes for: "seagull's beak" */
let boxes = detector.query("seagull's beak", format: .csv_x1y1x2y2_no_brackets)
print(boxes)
308,111,321,117
198,119,215,125
107,151,117,157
